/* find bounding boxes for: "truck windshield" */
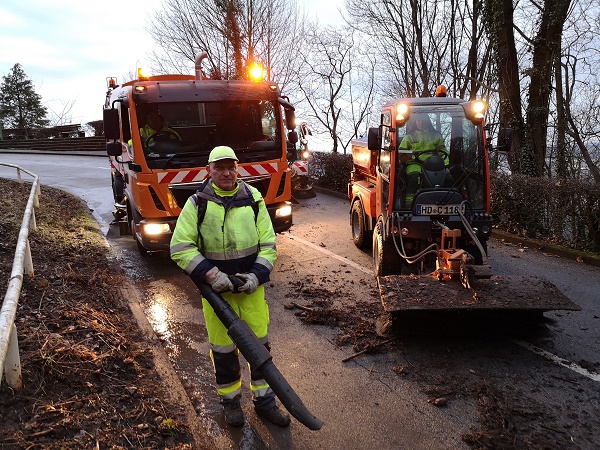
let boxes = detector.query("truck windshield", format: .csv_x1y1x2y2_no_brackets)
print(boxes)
396,105,485,209
136,100,281,169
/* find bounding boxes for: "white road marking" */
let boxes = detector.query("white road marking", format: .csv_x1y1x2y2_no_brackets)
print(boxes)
285,234,372,275
512,340,600,382
285,234,599,383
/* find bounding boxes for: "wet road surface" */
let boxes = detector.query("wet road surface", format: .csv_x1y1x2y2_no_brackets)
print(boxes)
2,152,599,449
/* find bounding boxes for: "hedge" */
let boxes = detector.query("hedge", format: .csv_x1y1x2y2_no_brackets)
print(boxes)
306,151,600,254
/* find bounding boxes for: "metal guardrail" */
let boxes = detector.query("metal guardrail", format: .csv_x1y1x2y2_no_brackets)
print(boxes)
0,163,40,390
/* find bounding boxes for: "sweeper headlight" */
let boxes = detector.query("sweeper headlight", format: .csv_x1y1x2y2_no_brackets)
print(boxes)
396,103,410,125
143,223,170,235
461,100,486,124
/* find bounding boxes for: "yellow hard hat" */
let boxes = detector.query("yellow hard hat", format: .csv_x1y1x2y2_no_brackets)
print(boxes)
208,146,238,163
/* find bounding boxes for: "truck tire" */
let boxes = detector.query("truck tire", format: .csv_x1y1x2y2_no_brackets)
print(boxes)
373,222,403,277
351,200,372,250
111,171,125,204
127,202,150,256
464,240,487,265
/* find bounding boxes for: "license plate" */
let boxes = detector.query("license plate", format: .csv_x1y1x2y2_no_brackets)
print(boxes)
416,204,463,215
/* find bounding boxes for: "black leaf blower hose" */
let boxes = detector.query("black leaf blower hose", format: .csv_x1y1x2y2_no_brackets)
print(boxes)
199,280,324,430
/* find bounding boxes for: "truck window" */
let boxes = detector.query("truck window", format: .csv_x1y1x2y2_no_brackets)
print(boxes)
133,100,281,169
396,105,486,209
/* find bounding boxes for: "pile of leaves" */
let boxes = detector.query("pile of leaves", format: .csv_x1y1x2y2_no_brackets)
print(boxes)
284,280,392,356
0,179,197,449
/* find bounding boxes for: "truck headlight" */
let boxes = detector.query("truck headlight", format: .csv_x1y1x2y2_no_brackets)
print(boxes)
143,223,171,235
276,204,292,218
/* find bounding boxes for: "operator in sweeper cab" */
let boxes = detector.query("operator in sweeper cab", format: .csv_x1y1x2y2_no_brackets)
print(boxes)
399,113,449,207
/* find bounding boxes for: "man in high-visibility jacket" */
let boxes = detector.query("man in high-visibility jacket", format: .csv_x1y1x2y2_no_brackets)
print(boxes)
170,146,290,428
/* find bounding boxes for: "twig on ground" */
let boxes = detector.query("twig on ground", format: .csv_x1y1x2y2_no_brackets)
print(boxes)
291,302,314,312
342,337,399,363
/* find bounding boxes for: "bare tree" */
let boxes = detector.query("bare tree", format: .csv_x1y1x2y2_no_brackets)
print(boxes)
145,0,305,90
522,0,573,176
549,0,600,182
486,0,575,176
344,0,493,99
561,52,600,182
294,26,375,153
45,99,76,127
553,48,568,179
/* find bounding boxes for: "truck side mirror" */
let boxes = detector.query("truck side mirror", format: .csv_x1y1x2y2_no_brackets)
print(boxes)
103,108,120,140
106,142,123,157
288,130,299,144
367,127,380,151
495,128,513,153
285,109,296,131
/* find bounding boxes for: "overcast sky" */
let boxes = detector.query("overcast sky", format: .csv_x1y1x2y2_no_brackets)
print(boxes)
0,0,343,126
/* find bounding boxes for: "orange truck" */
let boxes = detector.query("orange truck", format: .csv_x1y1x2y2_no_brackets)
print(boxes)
348,87,579,317
103,54,297,254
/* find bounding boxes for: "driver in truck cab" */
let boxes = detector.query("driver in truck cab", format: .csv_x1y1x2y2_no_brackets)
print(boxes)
128,108,181,148
399,113,448,206
139,110,181,146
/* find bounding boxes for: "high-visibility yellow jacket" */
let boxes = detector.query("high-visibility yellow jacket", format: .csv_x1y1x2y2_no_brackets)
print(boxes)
400,129,448,175
170,179,276,287
139,124,181,145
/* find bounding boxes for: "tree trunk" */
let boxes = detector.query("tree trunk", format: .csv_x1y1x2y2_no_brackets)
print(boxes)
485,0,523,173
521,0,571,176
554,51,568,178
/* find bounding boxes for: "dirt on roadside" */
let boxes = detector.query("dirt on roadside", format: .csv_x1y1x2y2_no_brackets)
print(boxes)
0,179,208,449
285,276,600,450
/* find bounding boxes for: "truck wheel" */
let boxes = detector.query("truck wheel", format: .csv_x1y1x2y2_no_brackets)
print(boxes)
464,241,487,265
351,200,371,250
373,222,403,277
127,202,150,256
111,171,125,204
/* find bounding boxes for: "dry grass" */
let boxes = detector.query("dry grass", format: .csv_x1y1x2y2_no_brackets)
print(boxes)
0,178,195,449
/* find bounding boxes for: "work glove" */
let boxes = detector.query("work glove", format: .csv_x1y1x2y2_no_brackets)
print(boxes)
205,267,234,293
235,273,259,295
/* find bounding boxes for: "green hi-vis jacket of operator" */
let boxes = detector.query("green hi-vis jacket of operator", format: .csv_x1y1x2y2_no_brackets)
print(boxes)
399,129,447,176
170,178,278,409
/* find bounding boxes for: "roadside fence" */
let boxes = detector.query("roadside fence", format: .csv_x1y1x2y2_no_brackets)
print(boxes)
0,163,40,390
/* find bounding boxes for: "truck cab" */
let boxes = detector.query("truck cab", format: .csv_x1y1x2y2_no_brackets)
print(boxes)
349,89,510,276
104,57,297,254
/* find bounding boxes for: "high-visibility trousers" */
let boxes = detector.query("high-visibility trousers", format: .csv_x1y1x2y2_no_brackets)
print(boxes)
201,285,274,409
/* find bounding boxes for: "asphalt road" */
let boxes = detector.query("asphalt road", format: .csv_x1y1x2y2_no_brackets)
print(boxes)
2,151,599,450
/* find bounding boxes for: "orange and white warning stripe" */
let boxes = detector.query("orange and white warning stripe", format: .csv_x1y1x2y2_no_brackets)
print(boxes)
291,160,308,176
157,163,280,184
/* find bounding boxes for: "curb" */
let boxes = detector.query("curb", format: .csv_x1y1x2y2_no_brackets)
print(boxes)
313,185,348,199
492,229,600,267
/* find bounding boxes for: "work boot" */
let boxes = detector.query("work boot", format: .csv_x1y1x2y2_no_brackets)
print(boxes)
256,405,291,427
223,402,244,427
